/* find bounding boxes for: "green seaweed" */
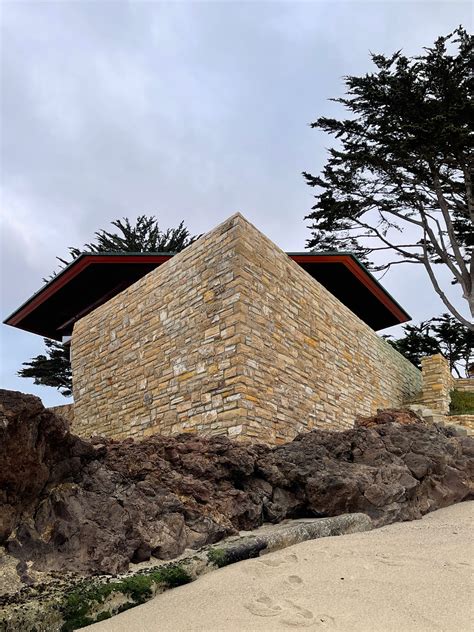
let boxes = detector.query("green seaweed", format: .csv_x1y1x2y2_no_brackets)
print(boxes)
207,547,229,568
149,564,192,588
94,611,112,622
116,601,136,614
60,563,192,630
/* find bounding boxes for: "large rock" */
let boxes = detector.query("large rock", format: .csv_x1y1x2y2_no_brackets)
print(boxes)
0,390,472,576
0,390,95,544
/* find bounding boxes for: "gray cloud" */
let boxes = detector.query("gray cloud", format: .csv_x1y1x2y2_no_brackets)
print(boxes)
1,1,471,405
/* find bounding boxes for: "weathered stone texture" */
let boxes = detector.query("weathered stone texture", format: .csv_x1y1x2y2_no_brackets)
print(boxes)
71,214,422,442
72,216,245,440
449,415,474,433
232,217,421,442
420,354,453,414
48,404,74,425
1,390,473,578
455,378,474,393
418,355,473,415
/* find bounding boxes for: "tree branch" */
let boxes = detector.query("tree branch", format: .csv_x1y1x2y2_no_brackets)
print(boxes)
421,237,473,330
430,166,470,284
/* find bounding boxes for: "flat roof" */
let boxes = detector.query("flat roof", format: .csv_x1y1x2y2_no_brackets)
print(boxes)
4,252,410,339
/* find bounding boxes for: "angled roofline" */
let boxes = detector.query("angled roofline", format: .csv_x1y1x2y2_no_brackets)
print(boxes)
286,252,411,322
4,253,174,328
3,251,410,335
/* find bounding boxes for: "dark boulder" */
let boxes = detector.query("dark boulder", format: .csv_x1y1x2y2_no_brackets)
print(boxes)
0,390,472,576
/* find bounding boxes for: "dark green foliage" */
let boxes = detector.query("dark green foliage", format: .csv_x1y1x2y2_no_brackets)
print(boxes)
18,338,72,397
55,216,199,272
429,314,474,376
117,574,154,602
61,590,87,625
94,611,112,622
149,564,192,588
20,216,198,396
386,313,473,376
116,602,136,614
449,389,474,414
60,590,95,631
61,582,117,631
207,548,229,568
304,27,473,328
386,321,440,370
60,564,192,630
61,616,95,632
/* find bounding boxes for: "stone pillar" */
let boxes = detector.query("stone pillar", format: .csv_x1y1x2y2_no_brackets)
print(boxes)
420,354,453,414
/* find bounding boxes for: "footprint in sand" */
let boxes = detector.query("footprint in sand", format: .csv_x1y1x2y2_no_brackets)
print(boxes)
259,558,286,568
279,599,315,628
245,593,332,629
244,593,283,617
282,602,336,629
259,552,299,567
287,575,304,586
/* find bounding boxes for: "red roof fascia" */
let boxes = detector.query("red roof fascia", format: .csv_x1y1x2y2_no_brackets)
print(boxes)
5,254,172,327
289,254,408,324
5,252,408,333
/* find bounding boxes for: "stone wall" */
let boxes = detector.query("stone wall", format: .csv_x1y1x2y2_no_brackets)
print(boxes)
72,215,245,440
49,404,74,425
448,415,474,433
71,213,422,443
228,216,422,442
418,355,473,414
419,355,453,414
455,378,474,393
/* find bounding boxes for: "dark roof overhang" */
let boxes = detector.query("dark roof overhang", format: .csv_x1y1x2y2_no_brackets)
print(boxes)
4,252,410,340
287,253,410,331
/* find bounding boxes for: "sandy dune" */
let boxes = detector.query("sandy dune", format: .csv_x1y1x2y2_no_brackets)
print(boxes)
87,502,474,632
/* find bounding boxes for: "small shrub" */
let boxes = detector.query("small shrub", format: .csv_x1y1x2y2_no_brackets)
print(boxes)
149,564,192,588
60,581,128,631
117,574,153,602
449,389,474,415
61,590,94,631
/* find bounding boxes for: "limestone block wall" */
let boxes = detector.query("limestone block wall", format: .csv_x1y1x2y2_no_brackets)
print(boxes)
230,216,421,441
418,355,473,415
420,355,453,414
448,415,474,433
71,213,422,443
49,403,74,425
72,215,245,440
455,378,474,394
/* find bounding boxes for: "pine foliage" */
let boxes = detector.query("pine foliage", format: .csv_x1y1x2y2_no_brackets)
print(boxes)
21,216,198,396
304,27,473,328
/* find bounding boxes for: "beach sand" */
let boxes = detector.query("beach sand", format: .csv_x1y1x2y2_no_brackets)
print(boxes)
87,502,474,632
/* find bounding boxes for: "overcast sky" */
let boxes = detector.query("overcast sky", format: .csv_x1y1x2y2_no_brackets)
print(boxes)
1,1,471,406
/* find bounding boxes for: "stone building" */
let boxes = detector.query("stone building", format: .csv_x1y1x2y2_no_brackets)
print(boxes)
5,213,422,444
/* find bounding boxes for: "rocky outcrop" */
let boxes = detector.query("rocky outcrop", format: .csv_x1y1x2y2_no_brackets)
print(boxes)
0,390,95,546
354,407,427,428
1,390,473,577
0,514,374,631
